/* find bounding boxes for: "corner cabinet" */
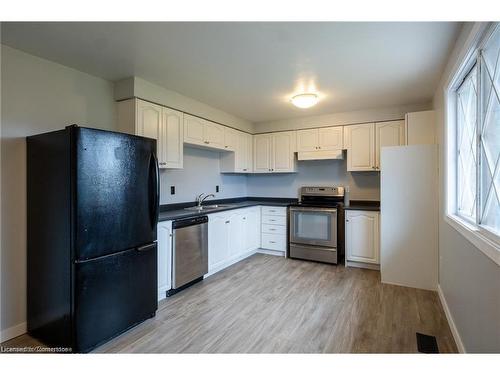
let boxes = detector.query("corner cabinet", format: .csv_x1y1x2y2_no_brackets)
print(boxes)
220,130,253,173
344,120,404,171
253,131,297,173
117,98,184,169
345,210,380,267
157,221,172,300
207,207,261,275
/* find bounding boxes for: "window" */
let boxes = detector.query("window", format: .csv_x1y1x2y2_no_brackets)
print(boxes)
452,23,500,245
478,27,500,237
456,65,478,222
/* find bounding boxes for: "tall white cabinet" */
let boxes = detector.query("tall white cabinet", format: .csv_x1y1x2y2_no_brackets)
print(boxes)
117,98,184,169
253,131,297,173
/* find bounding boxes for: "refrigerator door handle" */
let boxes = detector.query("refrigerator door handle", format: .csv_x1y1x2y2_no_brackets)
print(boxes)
137,243,156,252
150,152,160,229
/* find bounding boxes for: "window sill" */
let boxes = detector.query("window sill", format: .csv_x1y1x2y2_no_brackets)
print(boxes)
444,214,500,266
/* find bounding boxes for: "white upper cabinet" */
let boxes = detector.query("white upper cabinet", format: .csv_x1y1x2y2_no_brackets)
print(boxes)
220,130,253,173
183,114,205,146
345,123,375,171
345,210,380,265
345,120,405,172
319,127,343,150
297,128,318,152
223,127,238,151
254,131,297,173
297,126,343,152
117,98,183,169
375,120,405,169
405,110,435,145
162,108,184,169
136,100,163,142
184,114,225,150
204,121,225,149
273,131,297,172
253,134,273,172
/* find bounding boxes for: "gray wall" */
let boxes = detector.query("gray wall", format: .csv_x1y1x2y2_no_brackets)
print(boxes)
160,146,247,204
0,45,117,339
433,23,500,353
247,158,380,200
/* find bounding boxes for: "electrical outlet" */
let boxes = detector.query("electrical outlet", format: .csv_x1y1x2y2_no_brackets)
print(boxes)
170,186,175,195
216,185,220,193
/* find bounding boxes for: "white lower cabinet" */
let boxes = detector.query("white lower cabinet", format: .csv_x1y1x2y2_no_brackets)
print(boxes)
345,210,380,267
157,220,172,300
207,206,261,275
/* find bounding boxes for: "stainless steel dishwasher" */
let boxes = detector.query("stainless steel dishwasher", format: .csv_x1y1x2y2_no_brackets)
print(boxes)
168,215,208,296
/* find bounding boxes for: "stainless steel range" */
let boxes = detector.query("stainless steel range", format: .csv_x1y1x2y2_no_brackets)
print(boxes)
289,186,345,264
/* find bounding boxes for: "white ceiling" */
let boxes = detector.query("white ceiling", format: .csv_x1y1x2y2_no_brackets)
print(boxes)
1,22,461,123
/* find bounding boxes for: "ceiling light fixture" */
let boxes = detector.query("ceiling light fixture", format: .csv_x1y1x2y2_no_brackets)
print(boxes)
291,93,319,109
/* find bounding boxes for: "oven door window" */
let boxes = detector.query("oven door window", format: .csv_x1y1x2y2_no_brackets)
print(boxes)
290,210,337,247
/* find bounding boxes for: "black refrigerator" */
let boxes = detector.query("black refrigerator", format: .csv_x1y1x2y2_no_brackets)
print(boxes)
27,125,159,353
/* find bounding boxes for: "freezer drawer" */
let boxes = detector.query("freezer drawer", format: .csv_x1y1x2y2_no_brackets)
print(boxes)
289,243,338,264
74,244,157,352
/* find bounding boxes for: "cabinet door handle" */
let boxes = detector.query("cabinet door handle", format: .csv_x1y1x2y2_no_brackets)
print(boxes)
269,241,276,244
269,228,275,231
225,145,228,148
225,220,230,224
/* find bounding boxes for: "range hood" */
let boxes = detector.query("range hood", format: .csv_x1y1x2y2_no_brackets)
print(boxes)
297,149,344,161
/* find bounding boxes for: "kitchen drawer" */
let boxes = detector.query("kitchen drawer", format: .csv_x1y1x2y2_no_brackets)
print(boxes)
262,223,286,235
261,206,287,216
262,215,287,226
261,233,286,251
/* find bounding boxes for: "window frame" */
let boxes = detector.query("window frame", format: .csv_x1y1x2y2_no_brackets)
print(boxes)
445,22,500,266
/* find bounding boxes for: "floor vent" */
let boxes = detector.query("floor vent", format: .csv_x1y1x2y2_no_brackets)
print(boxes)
416,332,439,353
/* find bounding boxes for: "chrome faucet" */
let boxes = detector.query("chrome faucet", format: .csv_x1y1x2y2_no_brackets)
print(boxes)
196,193,215,207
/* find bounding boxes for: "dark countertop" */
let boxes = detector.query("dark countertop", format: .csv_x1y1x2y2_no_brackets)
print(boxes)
344,200,380,211
159,197,297,221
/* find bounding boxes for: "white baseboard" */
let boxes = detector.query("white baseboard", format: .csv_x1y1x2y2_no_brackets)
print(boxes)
346,260,380,270
205,249,258,277
0,321,27,343
256,249,285,257
437,284,466,353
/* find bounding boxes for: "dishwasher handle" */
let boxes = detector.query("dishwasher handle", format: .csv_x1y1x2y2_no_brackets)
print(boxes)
173,215,208,229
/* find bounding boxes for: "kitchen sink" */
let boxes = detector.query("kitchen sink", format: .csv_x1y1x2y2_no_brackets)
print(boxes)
184,204,232,211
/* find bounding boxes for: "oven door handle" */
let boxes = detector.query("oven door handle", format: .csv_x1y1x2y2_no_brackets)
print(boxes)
289,206,337,213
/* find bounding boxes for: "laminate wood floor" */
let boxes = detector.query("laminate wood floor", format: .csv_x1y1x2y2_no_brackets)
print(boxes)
2,254,457,353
